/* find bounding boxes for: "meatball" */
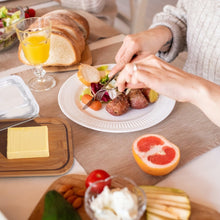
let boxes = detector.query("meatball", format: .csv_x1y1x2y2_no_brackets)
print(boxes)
128,89,148,109
105,93,130,116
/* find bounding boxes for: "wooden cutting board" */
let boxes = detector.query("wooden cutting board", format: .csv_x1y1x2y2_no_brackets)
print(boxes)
29,174,220,220
0,117,74,177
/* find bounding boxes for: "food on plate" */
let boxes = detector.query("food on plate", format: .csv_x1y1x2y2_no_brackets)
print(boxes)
106,88,158,115
78,64,159,115
142,88,159,103
81,94,102,111
140,185,191,220
7,126,49,159
85,169,111,193
77,64,100,86
90,185,139,220
18,9,89,67
78,64,113,107
127,89,149,109
132,134,180,176
42,190,81,220
57,184,85,209
106,93,130,116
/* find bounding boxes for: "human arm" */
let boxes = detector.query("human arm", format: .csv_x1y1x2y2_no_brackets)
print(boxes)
110,0,188,77
150,0,188,62
110,25,173,76
116,55,220,127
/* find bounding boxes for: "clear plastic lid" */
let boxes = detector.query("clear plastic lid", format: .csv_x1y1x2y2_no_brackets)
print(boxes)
0,75,39,130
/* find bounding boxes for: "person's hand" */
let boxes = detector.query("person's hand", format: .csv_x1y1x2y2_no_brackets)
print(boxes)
116,55,220,127
110,26,172,77
116,55,203,104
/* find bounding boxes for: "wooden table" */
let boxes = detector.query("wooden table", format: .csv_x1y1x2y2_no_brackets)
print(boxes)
11,38,220,185
0,1,220,219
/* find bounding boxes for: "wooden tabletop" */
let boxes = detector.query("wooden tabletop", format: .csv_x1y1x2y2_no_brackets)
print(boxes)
1,0,220,185
1,2,220,219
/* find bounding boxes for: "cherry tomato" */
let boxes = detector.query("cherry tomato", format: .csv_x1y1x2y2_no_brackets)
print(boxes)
25,12,30,18
28,8,36,17
81,94,102,111
24,8,36,18
85,169,111,193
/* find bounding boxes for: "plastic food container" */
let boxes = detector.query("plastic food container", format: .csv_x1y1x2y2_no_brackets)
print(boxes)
0,75,39,131
0,7,25,52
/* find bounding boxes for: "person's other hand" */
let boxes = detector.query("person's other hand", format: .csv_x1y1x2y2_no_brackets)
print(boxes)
116,55,201,103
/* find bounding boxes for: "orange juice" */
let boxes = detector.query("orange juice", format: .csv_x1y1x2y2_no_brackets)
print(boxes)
21,35,50,65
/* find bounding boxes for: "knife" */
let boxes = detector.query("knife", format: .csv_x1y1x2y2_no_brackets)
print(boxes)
82,72,119,110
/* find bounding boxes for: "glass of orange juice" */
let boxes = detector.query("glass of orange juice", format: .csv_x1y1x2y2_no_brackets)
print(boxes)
15,17,56,92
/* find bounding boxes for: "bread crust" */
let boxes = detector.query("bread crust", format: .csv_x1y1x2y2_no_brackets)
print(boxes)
44,9,89,40
42,13,85,53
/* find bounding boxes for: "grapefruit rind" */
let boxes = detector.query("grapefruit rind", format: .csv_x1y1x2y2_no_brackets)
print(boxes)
132,134,180,176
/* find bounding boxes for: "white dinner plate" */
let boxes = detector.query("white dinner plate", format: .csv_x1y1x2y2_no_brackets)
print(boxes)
58,64,176,133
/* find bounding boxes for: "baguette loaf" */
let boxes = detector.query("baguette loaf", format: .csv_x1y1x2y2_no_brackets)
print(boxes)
43,9,89,40
42,13,85,53
18,10,90,67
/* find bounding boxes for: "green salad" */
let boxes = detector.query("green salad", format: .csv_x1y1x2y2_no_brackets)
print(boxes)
0,6,23,51
0,6,21,32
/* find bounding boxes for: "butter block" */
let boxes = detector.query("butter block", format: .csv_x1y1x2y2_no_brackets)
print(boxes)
7,126,49,159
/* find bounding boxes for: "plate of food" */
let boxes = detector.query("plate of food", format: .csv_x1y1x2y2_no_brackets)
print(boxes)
58,64,176,133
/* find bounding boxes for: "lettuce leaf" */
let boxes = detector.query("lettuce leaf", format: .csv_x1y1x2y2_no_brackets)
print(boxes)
97,65,108,71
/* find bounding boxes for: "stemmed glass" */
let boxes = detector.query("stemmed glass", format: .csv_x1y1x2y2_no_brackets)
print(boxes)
16,17,56,92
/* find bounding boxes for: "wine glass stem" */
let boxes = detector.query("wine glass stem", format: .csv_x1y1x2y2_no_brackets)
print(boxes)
34,65,46,81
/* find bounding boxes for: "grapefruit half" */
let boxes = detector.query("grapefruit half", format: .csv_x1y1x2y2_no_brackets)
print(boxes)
132,134,180,176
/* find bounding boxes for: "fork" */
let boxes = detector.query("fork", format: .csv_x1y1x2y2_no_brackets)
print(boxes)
82,72,119,110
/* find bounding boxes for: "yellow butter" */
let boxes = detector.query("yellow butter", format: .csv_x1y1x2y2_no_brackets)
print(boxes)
7,126,49,159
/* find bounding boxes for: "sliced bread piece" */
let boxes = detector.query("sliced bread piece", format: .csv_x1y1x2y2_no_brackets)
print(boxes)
48,29,82,65
77,64,101,86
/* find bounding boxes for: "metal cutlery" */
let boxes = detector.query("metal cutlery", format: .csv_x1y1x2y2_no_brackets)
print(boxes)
82,72,119,110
